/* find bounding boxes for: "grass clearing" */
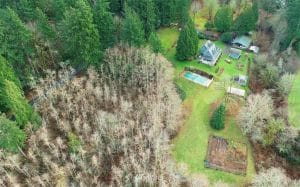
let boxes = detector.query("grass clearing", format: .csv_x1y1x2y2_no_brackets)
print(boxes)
288,72,300,128
157,28,256,185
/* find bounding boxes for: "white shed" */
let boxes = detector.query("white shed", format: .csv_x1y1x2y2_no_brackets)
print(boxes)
227,87,246,97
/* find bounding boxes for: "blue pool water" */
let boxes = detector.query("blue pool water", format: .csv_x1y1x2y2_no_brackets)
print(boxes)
184,71,211,86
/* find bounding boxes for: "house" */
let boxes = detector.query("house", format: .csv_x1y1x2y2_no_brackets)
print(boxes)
199,40,222,66
232,36,252,50
227,87,246,97
229,48,242,59
233,75,248,86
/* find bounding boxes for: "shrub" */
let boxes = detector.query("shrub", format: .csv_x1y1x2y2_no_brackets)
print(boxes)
67,132,81,154
220,32,233,44
252,167,292,187
0,114,26,153
205,21,214,30
210,103,225,130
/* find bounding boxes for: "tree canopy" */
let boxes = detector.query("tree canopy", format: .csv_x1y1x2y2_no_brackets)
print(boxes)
176,19,198,60
59,0,101,69
94,0,116,50
121,7,145,47
214,6,233,32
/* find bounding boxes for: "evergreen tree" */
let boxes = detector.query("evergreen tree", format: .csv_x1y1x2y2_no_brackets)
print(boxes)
252,0,259,23
214,6,233,32
35,8,56,40
94,0,116,50
108,0,125,15
210,103,226,130
16,0,34,22
233,8,257,35
149,32,163,54
176,19,198,60
0,79,40,128
0,8,34,87
175,0,190,26
127,0,156,39
286,0,300,46
0,114,26,153
154,0,177,26
0,56,21,89
60,0,101,69
121,7,145,47
51,0,66,21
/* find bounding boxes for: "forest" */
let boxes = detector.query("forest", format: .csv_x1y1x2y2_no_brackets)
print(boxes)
0,0,299,186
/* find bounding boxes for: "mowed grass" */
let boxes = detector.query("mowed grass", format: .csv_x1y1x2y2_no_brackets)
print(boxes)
288,72,300,128
157,28,256,185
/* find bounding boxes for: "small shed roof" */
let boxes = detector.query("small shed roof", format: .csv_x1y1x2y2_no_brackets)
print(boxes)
227,87,246,97
232,36,252,49
250,46,259,53
229,48,242,59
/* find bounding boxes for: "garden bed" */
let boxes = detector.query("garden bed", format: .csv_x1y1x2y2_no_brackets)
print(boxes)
205,136,247,175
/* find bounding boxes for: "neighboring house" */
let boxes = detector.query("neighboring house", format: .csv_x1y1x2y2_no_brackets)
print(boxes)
199,40,222,66
232,36,252,50
233,75,248,86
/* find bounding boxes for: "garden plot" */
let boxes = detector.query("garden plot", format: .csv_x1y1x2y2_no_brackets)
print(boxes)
205,136,247,175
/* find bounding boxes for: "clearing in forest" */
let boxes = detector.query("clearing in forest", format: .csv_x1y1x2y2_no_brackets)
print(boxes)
157,26,256,185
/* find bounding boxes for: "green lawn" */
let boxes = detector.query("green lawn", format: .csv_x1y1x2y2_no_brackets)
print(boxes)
158,28,256,185
288,72,300,128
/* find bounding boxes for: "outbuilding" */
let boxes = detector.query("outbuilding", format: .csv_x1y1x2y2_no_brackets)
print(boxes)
232,36,252,50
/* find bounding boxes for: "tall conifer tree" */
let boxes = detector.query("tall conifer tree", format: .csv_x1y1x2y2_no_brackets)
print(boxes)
176,19,198,60
94,0,116,50
60,0,101,69
0,8,34,87
127,0,156,39
121,7,145,47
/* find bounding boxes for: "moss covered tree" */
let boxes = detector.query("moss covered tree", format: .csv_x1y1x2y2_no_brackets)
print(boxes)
176,19,198,60
210,103,226,130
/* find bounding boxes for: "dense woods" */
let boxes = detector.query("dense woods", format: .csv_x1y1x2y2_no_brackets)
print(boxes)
0,0,299,186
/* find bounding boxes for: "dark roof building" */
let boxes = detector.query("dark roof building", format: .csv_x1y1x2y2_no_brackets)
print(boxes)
232,36,252,49
199,40,222,66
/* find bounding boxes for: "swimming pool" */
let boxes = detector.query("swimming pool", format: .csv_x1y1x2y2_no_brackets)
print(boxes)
183,71,213,87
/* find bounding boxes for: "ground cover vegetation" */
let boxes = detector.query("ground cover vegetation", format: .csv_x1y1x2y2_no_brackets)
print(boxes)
0,0,299,186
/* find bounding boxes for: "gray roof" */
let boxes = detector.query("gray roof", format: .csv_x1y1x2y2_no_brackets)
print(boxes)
232,36,252,48
200,40,221,62
229,48,242,59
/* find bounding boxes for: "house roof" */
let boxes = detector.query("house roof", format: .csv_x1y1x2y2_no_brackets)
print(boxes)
232,36,252,48
200,40,221,60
